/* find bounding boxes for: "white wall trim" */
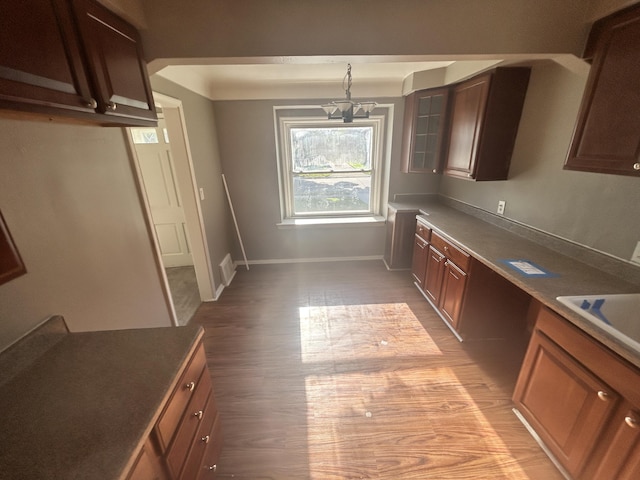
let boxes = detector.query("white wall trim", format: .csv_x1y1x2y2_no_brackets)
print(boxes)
235,256,383,266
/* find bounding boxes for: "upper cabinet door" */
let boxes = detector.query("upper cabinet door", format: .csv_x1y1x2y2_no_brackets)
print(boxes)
444,68,530,181
444,75,490,180
400,87,451,174
0,0,95,114
565,4,640,176
70,0,157,123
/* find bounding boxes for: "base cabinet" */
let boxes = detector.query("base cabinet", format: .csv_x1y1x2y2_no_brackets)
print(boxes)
143,342,223,480
514,306,640,479
412,219,531,340
385,208,419,270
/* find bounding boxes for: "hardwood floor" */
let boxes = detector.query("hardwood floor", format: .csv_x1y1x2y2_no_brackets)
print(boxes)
191,261,564,479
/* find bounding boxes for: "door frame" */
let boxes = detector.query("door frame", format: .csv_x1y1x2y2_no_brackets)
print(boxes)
127,92,216,325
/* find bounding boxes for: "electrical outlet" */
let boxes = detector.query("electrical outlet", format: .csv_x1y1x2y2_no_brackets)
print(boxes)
631,241,640,265
497,200,506,215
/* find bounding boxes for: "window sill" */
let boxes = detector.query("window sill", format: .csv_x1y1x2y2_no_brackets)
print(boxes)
277,215,386,229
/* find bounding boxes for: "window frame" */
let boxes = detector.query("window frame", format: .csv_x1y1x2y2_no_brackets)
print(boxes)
275,113,386,223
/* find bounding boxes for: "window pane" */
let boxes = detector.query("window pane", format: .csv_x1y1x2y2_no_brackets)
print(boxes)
293,174,371,214
131,128,159,144
290,127,372,172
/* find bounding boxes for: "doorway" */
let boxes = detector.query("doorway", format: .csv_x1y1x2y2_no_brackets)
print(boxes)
128,93,216,325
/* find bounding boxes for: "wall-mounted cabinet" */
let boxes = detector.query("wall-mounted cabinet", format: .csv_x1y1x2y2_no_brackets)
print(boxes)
444,67,530,181
0,0,156,126
400,87,450,173
565,3,640,177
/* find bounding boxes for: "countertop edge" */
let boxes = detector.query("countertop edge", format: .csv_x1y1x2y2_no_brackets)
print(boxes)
409,205,640,369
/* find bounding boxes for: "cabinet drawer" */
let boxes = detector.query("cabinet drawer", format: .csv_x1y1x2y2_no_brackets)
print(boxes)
180,394,220,480
196,413,223,480
430,232,470,271
415,222,431,242
156,344,207,450
166,368,213,478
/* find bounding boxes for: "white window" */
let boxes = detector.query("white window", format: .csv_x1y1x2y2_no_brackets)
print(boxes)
275,113,386,223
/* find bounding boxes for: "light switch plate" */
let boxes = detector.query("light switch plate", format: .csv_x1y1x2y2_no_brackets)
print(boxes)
631,241,640,265
497,200,506,215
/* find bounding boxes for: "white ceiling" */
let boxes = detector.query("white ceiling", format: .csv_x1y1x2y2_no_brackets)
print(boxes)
152,54,580,102
155,59,456,101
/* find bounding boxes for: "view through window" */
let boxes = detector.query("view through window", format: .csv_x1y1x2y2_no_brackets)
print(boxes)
291,126,373,215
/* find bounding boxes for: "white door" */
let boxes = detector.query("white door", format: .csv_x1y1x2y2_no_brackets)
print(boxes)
131,120,193,267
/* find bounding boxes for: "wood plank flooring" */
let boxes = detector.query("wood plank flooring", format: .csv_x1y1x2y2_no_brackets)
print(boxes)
191,261,564,479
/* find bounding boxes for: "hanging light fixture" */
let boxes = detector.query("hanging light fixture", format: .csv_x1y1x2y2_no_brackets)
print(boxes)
321,64,376,123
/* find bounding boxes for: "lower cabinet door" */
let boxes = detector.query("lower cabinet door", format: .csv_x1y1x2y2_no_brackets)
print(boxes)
513,330,619,478
424,246,445,303
585,402,640,480
411,235,428,286
439,260,467,330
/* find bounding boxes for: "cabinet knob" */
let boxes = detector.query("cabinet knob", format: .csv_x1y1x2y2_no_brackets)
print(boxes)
85,98,97,109
206,464,217,472
201,435,210,444
185,381,195,392
107,101,117,111
625,414,639,429
597,390,610,401
194,410,203,420
633,162,640,171
432,169,437,174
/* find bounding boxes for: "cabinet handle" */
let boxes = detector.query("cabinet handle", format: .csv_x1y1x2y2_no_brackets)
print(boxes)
201,435,210,444
185,381,195,392
107,101,117,111
625,414,639,429
194,410,203,420
205,464,217,472
85,98,97,109
597,390,610,401
633,162,640,171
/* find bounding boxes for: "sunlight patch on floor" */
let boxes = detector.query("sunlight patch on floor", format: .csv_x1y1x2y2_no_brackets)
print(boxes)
299,303,532,479
298,303,443,363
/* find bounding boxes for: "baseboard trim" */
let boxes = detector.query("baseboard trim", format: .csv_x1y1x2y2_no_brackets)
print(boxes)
234,256,384,266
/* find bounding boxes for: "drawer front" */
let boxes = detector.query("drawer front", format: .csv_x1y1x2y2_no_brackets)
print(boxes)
156,344,207,450
415,222,431,242
196,414,223,480
431,232,470,271
166,368,213,478
180,393,220,480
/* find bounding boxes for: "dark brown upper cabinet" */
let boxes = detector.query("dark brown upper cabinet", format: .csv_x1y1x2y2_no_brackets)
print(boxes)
0,210,26,286
444,67,530,181
70,0,157,124
0,0,156,126
400,87,451,174
565,3,640,177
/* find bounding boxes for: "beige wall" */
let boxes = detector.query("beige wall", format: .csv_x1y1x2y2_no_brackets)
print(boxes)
0,118,171,351
150,76,233,286
439,61,640,263
140,0,592,63
212,97,438,262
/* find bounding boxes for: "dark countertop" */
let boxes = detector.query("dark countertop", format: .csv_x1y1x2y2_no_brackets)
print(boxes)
0,323,204,480
389,199,640,368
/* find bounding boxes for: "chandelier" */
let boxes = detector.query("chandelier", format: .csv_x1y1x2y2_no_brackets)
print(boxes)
322,64,376,123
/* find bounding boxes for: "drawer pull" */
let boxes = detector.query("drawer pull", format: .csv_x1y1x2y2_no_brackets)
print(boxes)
597,390,610,401
206,464,217,472
625,414,639,429
85,98,97,109
633,162,640,170
201,435,210,444
185,381,196,392
194,410,203,420
107,101,117,111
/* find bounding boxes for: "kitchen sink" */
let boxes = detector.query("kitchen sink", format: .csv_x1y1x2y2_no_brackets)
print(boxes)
556,294,640,352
